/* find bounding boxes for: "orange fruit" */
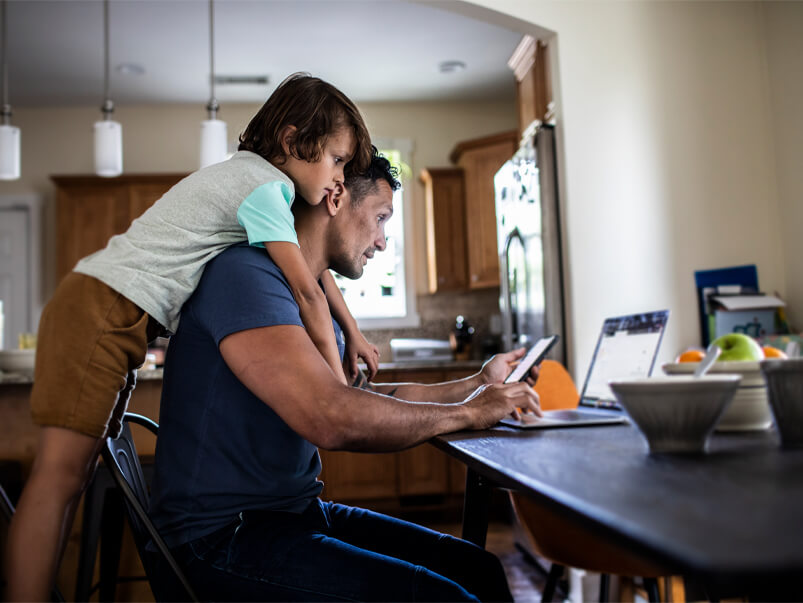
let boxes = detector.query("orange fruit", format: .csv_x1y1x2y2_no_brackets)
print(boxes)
762,346,788,359
677,349,705,363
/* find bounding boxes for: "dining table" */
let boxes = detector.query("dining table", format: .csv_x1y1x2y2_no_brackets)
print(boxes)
431,419,803,600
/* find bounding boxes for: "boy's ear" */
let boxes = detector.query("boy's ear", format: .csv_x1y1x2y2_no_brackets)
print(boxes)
279,125,297,156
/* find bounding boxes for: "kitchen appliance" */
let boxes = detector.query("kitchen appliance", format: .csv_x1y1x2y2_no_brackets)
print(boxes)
390,338,453,363
494,122,566,364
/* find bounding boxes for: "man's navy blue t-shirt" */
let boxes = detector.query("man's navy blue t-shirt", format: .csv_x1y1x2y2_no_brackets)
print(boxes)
149,243,343,548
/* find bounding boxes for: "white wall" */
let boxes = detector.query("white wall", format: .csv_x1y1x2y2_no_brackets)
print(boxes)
762,1,803,332
456,0,800,381
0,99,517,321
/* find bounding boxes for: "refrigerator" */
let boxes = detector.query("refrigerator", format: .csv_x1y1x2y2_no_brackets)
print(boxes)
494,123,566,365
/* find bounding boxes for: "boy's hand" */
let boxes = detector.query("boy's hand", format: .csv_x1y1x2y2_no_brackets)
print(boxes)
344,330,380,382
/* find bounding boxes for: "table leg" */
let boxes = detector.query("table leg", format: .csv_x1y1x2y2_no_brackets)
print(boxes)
461,468,492,548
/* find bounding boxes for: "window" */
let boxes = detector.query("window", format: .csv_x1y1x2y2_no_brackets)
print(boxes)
332,138,419,328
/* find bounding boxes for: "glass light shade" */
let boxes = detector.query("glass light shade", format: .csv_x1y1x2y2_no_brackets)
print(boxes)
0,123,21,180
200,118,227,169
94,120,123,177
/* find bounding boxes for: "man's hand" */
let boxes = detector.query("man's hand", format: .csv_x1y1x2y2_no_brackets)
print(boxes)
480,348,540,387
462,382,541,430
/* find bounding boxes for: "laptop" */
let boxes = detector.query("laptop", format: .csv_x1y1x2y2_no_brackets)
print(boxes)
500,309,669,429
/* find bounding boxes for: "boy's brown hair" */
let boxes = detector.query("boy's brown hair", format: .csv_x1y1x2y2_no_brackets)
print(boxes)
239,72,371,175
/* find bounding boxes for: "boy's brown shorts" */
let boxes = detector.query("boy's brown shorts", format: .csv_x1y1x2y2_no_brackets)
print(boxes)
30,272,164,439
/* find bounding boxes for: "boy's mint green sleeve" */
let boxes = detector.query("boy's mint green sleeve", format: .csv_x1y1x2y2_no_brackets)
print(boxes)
237,181,299,247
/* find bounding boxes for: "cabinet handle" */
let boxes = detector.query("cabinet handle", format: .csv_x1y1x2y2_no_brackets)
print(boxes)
471,274,478,282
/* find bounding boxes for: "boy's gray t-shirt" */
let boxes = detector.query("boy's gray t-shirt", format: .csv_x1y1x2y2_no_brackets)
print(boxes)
74,151,294,333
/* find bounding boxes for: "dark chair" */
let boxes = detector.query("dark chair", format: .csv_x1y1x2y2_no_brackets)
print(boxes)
75,452,145,601
0,480,13,524
515,361,669,603
1,481,65,602
102,412,198,601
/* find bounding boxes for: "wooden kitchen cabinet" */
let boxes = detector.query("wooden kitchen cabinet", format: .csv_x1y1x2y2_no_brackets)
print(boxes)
420,168,467,293
52,174,187,281
389,370,449,497
508,36,553,138
449,131,518,290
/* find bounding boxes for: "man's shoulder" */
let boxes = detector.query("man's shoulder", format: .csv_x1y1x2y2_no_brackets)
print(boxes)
211,243,283,278
189,244,302,332
203,245,296,305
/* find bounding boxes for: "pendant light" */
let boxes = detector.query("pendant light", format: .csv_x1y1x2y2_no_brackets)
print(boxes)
0,0,20,180
94,0,122,177
199,0,227,169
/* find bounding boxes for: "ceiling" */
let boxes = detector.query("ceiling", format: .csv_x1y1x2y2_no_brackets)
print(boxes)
4,0,525,107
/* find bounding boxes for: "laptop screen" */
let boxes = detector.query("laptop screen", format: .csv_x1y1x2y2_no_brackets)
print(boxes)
578,310,669,409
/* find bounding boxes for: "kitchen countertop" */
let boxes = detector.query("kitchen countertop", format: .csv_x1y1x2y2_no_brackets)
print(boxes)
0,362,484,386
0,367,165,386
373,360,484,372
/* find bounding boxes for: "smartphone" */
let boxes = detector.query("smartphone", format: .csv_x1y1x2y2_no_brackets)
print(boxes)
504,335,559,383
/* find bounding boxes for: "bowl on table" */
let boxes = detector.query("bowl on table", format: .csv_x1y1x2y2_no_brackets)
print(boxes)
609,375,742,454
0,348,36,376
662,361,772,431
760,357,803,448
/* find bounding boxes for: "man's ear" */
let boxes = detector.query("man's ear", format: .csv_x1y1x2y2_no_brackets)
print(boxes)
325,184,345,217
279,125,297,156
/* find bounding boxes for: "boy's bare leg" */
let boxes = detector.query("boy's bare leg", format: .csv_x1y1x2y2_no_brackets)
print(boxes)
5,427,103,601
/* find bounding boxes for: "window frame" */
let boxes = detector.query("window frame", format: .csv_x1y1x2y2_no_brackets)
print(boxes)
341,137,420,330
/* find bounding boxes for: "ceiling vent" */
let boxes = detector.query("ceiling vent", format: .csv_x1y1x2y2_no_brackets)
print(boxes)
213,75,269,86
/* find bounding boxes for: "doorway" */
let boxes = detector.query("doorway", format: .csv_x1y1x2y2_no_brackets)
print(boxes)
0,196,41,349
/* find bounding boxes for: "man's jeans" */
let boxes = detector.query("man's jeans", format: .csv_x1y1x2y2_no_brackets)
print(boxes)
151,499,513,602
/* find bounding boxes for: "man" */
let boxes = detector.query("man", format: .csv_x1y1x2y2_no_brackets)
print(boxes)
148,151,541,601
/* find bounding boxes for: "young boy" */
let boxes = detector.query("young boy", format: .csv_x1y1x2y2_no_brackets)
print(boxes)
5,73,378,600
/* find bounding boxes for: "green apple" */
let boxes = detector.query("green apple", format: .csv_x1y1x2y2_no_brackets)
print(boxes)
710,333,765,361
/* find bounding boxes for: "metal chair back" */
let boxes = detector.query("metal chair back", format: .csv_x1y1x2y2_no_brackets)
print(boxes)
103,412,198,601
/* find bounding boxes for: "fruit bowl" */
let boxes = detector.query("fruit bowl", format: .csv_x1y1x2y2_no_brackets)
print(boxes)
609,375,742,454
0,349,36,375
662,361,772,431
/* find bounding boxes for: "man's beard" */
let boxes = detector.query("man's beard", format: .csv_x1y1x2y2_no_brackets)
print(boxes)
329,252,365,280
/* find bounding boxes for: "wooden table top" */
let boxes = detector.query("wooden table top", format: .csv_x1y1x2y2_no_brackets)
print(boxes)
433,421,803,586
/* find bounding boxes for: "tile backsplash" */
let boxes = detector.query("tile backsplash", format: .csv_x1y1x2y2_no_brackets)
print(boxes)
363,288,502,361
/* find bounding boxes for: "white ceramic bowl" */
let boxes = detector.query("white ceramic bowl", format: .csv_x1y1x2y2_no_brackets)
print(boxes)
609,375,742,454
662,361,772,431
0,349,36,375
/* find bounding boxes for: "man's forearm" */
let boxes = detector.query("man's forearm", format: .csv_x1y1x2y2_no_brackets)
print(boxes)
326,386,475,452
353,371,487,404
223,326,538,454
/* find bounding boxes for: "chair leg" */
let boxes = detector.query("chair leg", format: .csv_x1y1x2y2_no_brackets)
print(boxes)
542,563,564,603
98,488,125,602
75,472,108,601
644,577,661,603
598,573,610,602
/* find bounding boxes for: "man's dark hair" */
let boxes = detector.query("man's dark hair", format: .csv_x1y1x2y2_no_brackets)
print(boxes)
345,146,401,205
238,72,371,174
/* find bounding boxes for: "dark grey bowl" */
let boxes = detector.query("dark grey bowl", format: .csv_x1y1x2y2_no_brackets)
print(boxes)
609,375,742,454
760,358,803,448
